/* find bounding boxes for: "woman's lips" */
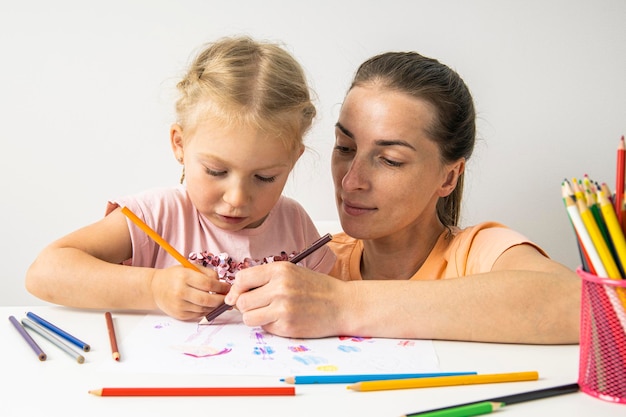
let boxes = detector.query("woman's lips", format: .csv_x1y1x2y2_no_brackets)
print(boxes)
342,201,376,216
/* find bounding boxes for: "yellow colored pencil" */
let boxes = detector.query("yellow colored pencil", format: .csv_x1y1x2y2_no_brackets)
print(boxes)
598,189,626,274
346,371,538,392
120,206,201,272
576,198,621,279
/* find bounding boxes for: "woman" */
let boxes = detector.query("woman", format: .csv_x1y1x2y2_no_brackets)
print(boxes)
224,51,581,344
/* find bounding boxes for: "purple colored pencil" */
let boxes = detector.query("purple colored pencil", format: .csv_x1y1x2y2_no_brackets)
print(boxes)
205,233,333,322
9,315,47,361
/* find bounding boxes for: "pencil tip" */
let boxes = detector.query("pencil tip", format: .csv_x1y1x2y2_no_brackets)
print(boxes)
492,402,505,410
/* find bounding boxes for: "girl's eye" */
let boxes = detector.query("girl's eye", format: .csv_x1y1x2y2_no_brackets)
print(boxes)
256,175,277,183
206,168,226,177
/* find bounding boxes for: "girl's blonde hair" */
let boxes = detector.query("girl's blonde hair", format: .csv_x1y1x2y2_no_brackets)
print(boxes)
175,36,316,155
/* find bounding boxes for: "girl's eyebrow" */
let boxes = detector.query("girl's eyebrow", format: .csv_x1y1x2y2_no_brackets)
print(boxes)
335,122,416,151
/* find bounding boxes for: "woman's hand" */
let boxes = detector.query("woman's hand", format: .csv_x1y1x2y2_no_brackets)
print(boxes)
150,265,232,321
225,262,347,337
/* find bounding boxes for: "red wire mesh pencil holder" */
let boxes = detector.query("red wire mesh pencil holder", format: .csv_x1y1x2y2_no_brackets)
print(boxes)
577,267,626,404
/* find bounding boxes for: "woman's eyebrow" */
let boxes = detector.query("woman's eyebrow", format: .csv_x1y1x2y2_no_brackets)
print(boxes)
374,139,416,151
335,122,354,139
336,122,416,151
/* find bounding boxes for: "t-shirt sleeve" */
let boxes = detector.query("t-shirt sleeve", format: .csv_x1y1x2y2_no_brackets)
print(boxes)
460,223,548,275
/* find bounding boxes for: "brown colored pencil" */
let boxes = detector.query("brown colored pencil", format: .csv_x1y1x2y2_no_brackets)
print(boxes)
104,312,120,361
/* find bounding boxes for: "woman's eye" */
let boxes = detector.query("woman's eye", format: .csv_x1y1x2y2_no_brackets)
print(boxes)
381,157,403,167
334,145,353,154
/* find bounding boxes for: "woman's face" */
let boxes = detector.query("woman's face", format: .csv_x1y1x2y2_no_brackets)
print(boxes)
332,85,460,240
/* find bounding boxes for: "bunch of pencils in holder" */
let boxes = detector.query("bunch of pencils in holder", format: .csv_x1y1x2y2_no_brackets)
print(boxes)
561,136,626,297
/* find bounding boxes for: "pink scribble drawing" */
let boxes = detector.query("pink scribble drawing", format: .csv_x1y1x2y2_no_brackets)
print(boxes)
397,340,415,347
183,348,232,358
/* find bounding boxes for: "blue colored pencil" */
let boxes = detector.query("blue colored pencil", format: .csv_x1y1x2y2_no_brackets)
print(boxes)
26,311,91,352
281,372,477,384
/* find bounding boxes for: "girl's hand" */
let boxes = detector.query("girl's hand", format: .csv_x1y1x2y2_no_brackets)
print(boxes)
150,265,232,321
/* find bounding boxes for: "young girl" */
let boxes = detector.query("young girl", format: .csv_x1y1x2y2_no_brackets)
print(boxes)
25,36,335,321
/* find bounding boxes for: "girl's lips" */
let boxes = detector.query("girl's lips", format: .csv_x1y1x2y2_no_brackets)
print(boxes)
216,214,247,224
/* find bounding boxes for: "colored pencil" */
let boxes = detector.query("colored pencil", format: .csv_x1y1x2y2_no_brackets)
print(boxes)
347,371,538,392
204,233,333,322
402,383,579,417
562,189,602,276
282,372,477,384
105,312,120,361
9,316,46,361
403,401,503,417
577,197,622,279
615,135,625,224
26,311,90,352
120,206,201,272
21,318,85,363
88,386,295,396
598,188,626,275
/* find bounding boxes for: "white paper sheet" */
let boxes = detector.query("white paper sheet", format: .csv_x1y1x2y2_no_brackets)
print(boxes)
102,311,440,376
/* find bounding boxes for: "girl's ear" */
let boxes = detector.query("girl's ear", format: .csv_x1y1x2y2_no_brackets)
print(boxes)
170,124,185,161
438,158,465,197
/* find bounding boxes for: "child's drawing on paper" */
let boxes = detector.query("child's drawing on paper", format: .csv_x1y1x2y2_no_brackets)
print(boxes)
102,310,441,376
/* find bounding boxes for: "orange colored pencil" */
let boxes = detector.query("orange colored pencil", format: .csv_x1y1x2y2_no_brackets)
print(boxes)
120,206,200,272
88,387,295,396
104,312,120,361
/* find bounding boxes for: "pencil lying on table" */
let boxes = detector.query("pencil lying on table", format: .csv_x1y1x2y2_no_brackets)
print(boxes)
21,318,85,364
104,312,120,361
347,371,539,392
9,315,47,361
26,311,90,352
88,386,295,396
282,372,477,384
401,383,579,417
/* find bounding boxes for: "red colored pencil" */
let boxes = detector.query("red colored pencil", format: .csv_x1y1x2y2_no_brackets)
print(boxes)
88,387,295,396
615,136,625,225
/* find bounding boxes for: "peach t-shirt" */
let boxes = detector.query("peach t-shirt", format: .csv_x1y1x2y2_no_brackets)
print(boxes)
328,222,546,281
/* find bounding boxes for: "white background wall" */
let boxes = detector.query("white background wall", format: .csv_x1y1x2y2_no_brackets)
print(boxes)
1,0,625,306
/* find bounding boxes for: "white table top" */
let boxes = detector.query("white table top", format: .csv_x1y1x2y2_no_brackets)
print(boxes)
2,306,623,416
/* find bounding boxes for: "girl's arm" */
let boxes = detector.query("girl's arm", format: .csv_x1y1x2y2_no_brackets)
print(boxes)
25,208,230,320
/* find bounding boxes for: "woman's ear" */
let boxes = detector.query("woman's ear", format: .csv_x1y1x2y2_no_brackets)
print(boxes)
438,158,465,197
170,124,185,161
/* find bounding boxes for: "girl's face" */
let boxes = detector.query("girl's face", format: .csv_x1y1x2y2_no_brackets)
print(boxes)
171,119,300,231
332,85,462,240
